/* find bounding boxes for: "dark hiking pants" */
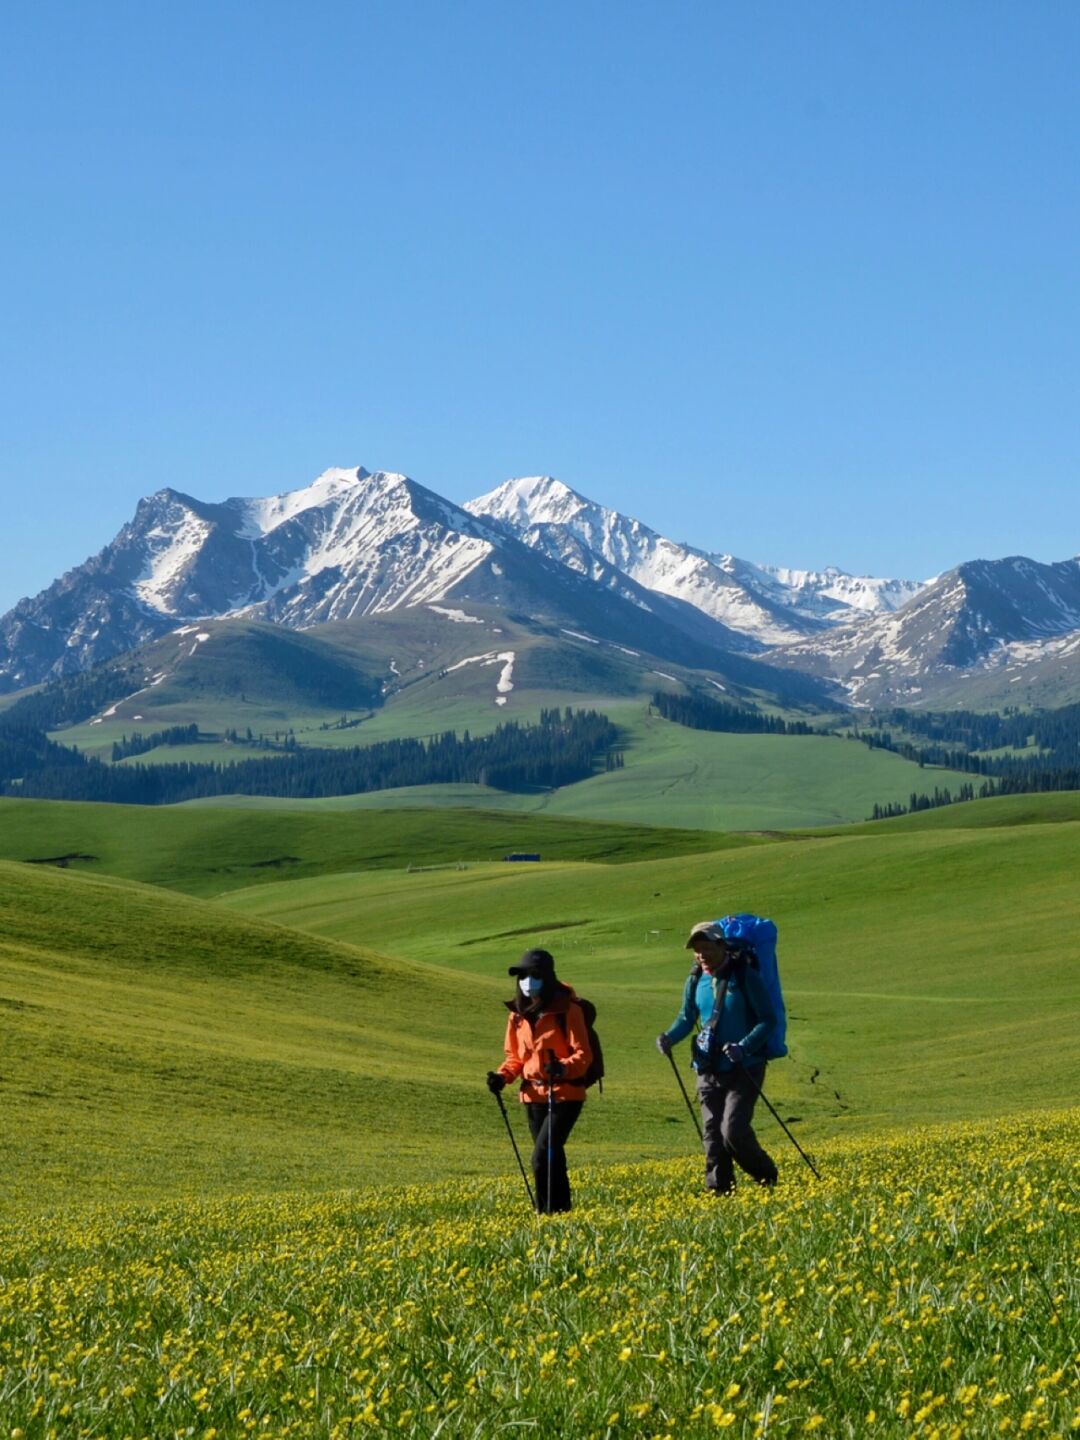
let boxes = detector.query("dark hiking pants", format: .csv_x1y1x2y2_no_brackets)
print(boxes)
697,1065,778,1193
526,1100,584,1213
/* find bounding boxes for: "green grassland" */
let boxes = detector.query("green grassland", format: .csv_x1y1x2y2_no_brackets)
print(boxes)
2,794,1079,1212
521,719,976,829
0,859,504,1205
218,815,1080,1138
2,1114,1076,1438
2,788,1079,1437
188,721,976,831
0,797,744,897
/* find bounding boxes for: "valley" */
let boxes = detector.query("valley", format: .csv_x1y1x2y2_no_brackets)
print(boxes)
2,466,1079,1439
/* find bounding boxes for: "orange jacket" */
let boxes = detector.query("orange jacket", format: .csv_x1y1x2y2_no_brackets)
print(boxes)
498,985,592,1103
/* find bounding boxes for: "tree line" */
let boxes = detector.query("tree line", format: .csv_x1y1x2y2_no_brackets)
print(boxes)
650,690,816,735
111,724,200,761
869,768,1080,821
858,701,1080,761
0,707,620,805
645,684,1080,821
2,660,142,731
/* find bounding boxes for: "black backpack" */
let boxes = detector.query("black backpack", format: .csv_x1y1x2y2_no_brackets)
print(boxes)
556,996,604,1091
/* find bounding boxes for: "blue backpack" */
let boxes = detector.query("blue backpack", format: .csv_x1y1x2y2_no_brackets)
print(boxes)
716,914,788,1060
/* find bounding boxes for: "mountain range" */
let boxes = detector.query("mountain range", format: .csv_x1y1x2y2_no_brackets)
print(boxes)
3,464,1080,709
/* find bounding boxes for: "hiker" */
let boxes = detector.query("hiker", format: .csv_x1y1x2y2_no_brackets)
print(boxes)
656,920,778,1194
486,947,592,1213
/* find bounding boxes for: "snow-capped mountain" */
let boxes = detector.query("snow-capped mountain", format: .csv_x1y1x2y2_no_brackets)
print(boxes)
465,476,925,642
0,469,500,689
768,556,1080,706
0,466,822,699
5,463,1079,710
729,559,925,625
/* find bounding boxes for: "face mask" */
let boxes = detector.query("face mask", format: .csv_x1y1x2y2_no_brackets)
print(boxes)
519,977,544,998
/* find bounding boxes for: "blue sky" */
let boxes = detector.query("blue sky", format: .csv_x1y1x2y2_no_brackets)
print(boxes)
2,1,1079,614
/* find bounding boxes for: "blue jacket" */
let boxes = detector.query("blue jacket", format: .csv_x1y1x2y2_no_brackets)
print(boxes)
662,963,776,1072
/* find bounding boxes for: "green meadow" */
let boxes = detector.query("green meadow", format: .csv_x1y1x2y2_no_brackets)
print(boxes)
2,785,1079,1436
183,720,976,831
2,1116,1076,1438
1,794,1078,1212
0,797,745,896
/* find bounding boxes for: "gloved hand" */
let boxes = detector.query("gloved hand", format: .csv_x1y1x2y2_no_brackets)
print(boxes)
656,1033,673,1056
723,1042,745,1064
486,1071,507,1094
544,1057,565,1081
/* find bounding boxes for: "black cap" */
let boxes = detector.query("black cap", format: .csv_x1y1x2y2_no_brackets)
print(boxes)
508,947,555,977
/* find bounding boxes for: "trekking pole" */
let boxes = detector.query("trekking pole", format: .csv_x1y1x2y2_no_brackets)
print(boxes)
545,1050,557,1216
665,1049,703,1141
738,1063,821,1180
493,1088,537,1211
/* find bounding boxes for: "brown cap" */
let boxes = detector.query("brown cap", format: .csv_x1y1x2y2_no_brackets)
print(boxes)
685,921,727,949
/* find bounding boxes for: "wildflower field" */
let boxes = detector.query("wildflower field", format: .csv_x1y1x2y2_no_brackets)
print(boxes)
2,1110,1075,1440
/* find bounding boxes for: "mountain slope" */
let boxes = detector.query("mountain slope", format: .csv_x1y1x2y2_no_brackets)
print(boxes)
466,475,923,642
0,467,832,707
769,555,1080,706
0,469,501,687
11,462,1078,714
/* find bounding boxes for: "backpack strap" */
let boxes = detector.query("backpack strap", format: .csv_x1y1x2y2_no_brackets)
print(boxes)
703,975,730,1043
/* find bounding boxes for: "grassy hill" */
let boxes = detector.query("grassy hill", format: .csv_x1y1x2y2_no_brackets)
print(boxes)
185,720,978,830
3,793,1078,1210
0,797,746,896
812,788,1080,833
0,858,507,1206
219,815,1080,1137
41,610,670,757
9,602,996,831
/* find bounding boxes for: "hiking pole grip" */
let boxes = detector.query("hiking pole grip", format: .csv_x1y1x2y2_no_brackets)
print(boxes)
737,1062,821,1180
666,1048,703,1141
494,1088,537,1212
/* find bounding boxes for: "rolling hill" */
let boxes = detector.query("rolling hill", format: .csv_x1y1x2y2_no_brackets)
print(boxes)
2,793,1078,1209
0,796,746,896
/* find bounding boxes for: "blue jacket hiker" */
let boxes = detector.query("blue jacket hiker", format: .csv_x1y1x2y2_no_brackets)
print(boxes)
657,920,779,1195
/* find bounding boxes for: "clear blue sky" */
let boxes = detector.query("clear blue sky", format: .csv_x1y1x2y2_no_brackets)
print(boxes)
3,1,1079,614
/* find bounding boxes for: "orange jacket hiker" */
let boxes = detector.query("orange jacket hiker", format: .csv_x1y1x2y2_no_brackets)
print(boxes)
487,947,593,1214
497,984,593,1103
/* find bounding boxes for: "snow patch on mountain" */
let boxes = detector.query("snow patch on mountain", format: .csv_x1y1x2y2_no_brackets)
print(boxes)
428,605,484,624
133,510,212,613
229,467,368,539
495,653,515,704
443,648,516,704
445,652,503,674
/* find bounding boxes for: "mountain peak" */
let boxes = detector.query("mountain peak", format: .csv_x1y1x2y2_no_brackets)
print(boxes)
467,475,587,528
228,466,380,536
